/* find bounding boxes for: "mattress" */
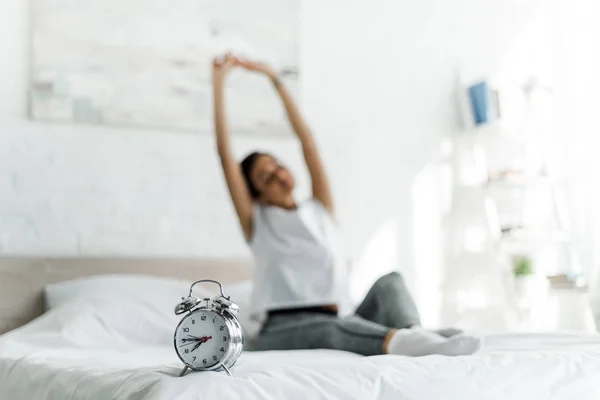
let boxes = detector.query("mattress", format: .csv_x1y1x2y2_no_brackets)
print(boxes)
2,328,600,400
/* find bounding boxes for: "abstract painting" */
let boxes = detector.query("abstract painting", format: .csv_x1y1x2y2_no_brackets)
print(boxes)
30,0,300,135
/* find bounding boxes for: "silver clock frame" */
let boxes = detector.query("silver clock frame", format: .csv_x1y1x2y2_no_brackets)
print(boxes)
173,279,244,377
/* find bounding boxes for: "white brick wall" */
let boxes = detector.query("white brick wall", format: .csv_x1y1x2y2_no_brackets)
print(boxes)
0,122,308,256
0,0,538,263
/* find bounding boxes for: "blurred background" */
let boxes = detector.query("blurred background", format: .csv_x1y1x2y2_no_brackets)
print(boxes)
1,0,598,333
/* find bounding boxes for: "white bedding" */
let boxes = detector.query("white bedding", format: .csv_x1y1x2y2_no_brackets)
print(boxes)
2,300,600,399
2,332,600,399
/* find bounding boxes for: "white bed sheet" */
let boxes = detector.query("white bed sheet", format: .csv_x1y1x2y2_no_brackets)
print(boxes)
2,318,600,400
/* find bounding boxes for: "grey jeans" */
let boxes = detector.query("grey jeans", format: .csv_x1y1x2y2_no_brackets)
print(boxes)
255,272,421,356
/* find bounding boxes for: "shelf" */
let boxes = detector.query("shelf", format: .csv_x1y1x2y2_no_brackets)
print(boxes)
547,274,588,292
460,121,505,136
452,175,563,191
483,175,560,189
501,228,571,244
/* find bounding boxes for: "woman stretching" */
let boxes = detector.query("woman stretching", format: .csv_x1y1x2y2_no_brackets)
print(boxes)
212,53,481,357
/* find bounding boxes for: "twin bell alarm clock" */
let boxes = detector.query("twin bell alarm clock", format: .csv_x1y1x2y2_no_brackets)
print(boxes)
173,279,244,376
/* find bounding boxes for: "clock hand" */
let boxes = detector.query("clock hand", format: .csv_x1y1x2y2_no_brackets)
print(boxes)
191,341,202,352
181,336,214,350
179,335,213,347
185,335,213,342
179,341,200,347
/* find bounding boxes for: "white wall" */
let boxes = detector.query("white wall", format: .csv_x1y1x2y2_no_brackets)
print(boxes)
305,0,544,291
0,0,543,268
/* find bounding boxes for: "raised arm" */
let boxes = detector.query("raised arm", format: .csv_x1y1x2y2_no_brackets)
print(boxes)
212,55,254,240
238,59,335,216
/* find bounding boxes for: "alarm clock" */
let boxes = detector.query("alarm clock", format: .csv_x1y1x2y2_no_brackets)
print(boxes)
173,279,244,377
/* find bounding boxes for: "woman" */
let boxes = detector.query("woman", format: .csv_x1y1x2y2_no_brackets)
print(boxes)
212,54,481,357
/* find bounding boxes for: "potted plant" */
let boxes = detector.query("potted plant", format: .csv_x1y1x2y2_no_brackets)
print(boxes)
512,254,535,294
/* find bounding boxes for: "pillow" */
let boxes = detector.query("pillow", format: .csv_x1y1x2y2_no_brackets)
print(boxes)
43,275,261,349
43,274,215,347
3,296,183,349
44,274,213,310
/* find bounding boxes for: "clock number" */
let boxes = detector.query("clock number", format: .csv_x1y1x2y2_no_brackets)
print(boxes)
200,316,206,321
220,347,225,352
184,349,189,354
191,319,195,324
183,328,189,333
213,355,218,361
219,326,224,331
213,318,216,323
192,357,196,362
202,359,207,365
223,336,227,342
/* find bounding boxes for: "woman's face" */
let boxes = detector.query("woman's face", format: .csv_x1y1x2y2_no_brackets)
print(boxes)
250,155,295,205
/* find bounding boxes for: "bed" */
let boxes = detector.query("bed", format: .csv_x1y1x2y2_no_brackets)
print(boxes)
1,257,600,400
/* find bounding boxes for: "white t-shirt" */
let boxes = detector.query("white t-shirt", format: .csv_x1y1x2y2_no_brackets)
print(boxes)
248,198,350,321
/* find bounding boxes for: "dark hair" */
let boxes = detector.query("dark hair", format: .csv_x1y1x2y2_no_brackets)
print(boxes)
240,151,268,199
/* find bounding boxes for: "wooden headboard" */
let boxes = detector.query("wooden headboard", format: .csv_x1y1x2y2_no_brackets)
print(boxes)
0,257,254,334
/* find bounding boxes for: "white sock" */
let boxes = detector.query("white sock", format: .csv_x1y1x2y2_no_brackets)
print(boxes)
387,328,481,357
433,327,464,338
409,325,464,338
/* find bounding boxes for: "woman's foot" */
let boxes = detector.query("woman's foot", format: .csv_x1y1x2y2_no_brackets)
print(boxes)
387,327,481,357
431,335,482,356
433,327,464,338
409,325,464,338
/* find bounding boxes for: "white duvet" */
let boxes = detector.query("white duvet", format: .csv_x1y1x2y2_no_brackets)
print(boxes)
2,301,600,400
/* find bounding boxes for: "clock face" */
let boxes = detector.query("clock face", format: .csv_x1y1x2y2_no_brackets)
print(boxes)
174,310,230,369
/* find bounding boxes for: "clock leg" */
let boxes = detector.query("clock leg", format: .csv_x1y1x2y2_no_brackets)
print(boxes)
221,365,232,376
179,366,189,377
